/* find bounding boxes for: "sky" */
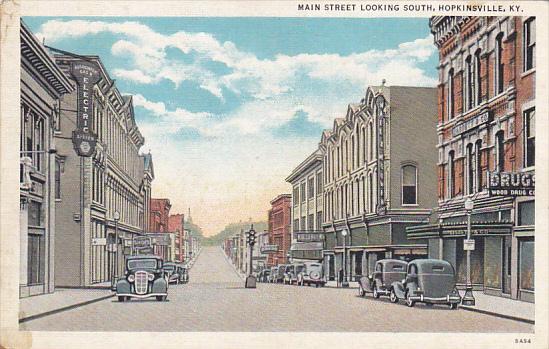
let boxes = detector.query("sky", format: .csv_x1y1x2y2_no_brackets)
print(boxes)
25,17,438,236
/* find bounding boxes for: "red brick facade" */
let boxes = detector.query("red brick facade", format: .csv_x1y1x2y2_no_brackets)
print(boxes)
149,198,171,233
168,213,185,262
267,194,292,266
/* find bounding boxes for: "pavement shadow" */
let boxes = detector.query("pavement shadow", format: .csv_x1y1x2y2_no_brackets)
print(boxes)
355,295,457,311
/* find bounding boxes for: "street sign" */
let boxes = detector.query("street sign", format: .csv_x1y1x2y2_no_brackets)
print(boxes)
260,244,279,253
464,239,475,251
133,236,152,249
91,237,107,246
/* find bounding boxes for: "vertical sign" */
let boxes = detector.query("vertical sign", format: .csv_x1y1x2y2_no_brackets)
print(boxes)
375,95,386,214
71,61,101,157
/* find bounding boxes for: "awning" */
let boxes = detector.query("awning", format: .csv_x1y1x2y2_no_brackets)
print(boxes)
406,221,513,239
291,242,323,251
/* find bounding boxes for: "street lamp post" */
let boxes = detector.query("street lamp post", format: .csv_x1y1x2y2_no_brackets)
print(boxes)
462,198,475,306
341,229,349,288
245,225,257,288
113,211,120,280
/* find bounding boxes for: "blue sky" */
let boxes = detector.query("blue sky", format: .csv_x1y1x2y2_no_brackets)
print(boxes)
25,17,437,235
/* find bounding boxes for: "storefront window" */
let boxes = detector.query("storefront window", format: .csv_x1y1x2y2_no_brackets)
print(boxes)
519,239,534,291
27,234,45,285
28,201,42,227
518,201,535,226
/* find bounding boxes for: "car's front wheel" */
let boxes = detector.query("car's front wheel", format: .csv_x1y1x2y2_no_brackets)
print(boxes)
372,283,380,299
449,303,458,310
358,285,365,297
405,291,415,307
118,296,126,302
156,295,167,301
389,288,399,303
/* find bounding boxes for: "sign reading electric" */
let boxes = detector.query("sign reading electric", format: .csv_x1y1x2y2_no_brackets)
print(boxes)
71,61,102,157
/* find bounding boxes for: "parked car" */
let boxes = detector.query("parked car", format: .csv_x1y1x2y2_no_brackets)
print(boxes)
274,264,287,283
269,266,279,283
259,269,271,283
284,263,305,285
390,259,461,309
178,263,189,284
297,262,325,287
358,259,408,300
116,255,168,302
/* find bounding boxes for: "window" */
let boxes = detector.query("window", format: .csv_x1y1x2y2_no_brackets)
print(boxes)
316,173,323,195
300,183,306,203
475,50,482,104
293,187,299,206
27,234,45,285
28,200,42,227
496,33,504,94
519,239,534,291
316,212,322,230
368,123,374,161
524,108,535,167
402,165,417,205
495,131,505,172
448,151,455,198
448,69,454,119
300,218,305,231
55,159,61,199
466,144,474,194
523,18,536,71
293,219,299,232
307,214,314,231
308,178,314,199
475,140,483,192
518,200,535,226
465,55,474,110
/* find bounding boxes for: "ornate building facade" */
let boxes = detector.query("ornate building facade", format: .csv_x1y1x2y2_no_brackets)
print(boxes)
320,85,438,284
408,16,536,302
53,54,152,286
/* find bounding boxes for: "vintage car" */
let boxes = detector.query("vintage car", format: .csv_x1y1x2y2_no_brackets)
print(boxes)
274,264,287,283
284,263,305,285
297,262,325,287
163,262,188,285
116,255,168,302
258,269,271,283
269,266,279,283
390,259,461,309
358,259,408,300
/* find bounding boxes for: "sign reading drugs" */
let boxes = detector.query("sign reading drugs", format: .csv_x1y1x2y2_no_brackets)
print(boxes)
488,171,535,196
71,61,101,157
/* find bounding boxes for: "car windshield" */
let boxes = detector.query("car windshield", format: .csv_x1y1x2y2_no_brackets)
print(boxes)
128,259,158,270
296,265,305,273
307,264,321,271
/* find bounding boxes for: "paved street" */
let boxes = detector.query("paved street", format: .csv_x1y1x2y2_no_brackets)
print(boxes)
21,247,533,332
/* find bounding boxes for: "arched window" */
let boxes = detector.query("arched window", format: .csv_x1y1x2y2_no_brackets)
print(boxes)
402,165,418,205
448,150,455,198
368,173,373,213
361,127,365,164
448,68,454,120
368,122,374,161
496,131,505,172
475,140,482,192
465,55,474,110
466,144,474,195
351,135,355,169
475,49,482,105
495,33,504,95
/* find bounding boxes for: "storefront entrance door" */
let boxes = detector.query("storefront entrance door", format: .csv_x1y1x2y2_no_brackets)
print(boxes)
502,236,512,295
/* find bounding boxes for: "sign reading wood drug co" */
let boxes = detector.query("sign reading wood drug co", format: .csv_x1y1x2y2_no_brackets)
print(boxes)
71,61,101,157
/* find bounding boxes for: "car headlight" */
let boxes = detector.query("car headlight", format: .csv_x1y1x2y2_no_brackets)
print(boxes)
128,274,135,282
148,273,155,281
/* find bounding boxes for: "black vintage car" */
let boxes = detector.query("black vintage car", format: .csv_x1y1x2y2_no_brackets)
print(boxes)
358,259,408,301
164,262,187,285
258,269,271,283
391,259,461,309
116,255,168,302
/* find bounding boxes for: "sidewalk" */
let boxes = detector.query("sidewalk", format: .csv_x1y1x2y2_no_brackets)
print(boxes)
458,291,534,324
19,287,114,323
220,248,246,280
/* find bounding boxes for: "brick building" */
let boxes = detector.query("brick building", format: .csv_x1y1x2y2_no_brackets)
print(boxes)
149,198,171,233
267,194,292,266
168,213,185,262
407,16,535,302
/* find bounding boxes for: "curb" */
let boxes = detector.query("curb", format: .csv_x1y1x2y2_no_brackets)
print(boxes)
459,306,535,324
19,293,115,323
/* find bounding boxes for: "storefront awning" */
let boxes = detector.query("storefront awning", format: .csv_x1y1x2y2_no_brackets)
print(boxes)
407,221,513,239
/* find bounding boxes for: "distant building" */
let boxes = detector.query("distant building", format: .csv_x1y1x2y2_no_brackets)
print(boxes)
168,213,185,262
267,194,292,266
149,198,171,233
286,149,324,264
19,20,74,297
